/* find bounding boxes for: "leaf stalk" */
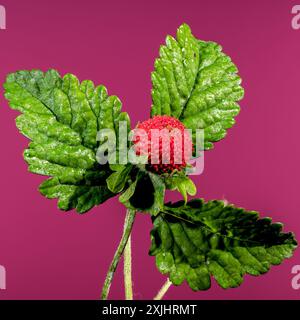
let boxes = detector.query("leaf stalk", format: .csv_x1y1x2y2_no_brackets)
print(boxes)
124,234,133,300
154,278,172,300
101,209,136,300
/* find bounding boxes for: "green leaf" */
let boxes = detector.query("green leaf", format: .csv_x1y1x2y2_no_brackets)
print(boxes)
106,164,133,193
149,199,297,291
151,24,244,150
165,175,197,203
4,69,130,213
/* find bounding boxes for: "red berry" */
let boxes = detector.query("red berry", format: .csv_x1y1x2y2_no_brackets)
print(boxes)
133,115,193,174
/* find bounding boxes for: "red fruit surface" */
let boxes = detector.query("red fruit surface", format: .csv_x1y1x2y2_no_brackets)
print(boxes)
133,115,193,174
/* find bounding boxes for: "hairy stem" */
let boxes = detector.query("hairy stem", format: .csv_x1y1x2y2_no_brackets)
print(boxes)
101,209,136,300
124,234,133,300
154,278,172,300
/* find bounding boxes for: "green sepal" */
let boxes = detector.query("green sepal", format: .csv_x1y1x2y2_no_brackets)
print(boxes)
164,174,197,203
120,170,165,216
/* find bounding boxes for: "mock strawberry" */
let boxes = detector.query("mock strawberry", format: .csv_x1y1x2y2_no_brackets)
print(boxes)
133,115,192,174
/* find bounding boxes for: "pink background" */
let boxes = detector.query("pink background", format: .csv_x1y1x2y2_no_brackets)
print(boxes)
0,0,300,300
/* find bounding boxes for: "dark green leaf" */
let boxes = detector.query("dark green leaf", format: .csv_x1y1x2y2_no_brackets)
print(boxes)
4,70,130,213
149,199,297,290
151,24,244,150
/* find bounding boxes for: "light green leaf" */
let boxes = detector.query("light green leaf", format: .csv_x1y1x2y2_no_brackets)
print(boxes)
106,164,133,193
151,24,244,150
119,179,138,204
149,199,297,290
4,69,130,213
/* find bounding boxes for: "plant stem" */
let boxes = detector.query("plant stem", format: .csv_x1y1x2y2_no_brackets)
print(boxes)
154,278,172,300
124,234,133,300
101,209,136,300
